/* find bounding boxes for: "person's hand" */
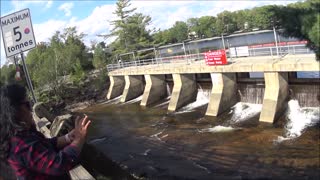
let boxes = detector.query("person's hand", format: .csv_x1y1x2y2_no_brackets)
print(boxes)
72,115,91,144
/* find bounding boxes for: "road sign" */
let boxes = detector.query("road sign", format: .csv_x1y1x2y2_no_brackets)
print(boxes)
1,8,36,57
205,49,227,66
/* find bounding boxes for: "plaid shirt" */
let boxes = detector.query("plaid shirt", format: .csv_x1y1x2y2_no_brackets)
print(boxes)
7,128,80,180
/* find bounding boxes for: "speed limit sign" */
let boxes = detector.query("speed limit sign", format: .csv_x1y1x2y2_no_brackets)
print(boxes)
1,8,36,57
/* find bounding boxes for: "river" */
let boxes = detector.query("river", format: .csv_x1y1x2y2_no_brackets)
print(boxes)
77,87,319,180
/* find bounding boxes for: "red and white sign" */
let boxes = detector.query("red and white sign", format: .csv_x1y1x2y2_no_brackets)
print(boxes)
205,49,227,66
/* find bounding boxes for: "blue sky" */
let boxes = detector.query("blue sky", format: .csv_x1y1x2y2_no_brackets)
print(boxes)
1,0,299,66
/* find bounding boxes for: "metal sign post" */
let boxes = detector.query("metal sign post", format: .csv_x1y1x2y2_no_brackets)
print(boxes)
20,52,37,103
1,8,37,103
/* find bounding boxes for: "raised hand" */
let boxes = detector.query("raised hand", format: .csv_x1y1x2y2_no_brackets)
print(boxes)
72,114,91,144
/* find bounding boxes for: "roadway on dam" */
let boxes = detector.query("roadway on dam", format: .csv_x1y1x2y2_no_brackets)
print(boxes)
108,54,320,76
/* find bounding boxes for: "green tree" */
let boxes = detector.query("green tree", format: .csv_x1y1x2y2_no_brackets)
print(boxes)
168,21,189,43
215,11,237,34
106,0,153,60
249,5,277,30
0,64,16,84
93,43,107,69
25,27,90,101
270,0,320,60
126,13,153,50
233,10,250,31
107,0,136,53
187,16,216,38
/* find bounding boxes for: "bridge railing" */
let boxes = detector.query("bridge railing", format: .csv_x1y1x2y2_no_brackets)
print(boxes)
106,44,312,72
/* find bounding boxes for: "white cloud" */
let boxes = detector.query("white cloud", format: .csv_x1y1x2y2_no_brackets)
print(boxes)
58,2,74,17
10,0,53,12
131,0,295,31
69,4,118,45
45,1,53,9
1,0,299,66
33,20,68,43
31,4,117,47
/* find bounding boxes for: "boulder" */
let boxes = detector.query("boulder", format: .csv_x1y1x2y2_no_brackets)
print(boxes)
33,102,55,122
50,114,73,137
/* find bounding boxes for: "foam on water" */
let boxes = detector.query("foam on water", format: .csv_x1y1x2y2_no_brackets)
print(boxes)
176,88,210,113
101,96,122,105
167,84,171,96
122,95,143,105
198,125,239,133
154,96,171,108
229,102,262,123
276,100,320,143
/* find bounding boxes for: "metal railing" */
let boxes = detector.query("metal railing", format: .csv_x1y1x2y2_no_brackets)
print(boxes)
106,44,312,72
248,44,311,57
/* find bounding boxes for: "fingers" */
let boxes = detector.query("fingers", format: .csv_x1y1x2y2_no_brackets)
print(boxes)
79,114,91,130
81,114,88,126
84,120,91,130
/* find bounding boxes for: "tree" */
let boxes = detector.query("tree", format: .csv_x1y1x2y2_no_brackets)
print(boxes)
187,16,216,38
215,11,237,34
0,64,16,84
250,5,277,30
270,0,320,60
93,43,107,69
123,13,153,51
233,10,250,31
105,0,153,60
24,27,90,101
168,21,189,43
107,0,136,53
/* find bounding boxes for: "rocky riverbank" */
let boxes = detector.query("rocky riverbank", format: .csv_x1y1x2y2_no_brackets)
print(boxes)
42,69,110,118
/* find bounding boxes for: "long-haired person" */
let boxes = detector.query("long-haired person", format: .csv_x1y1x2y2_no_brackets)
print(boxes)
0,84,91,179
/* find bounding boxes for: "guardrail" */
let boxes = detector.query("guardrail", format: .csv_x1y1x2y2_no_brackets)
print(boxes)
107,44,312,72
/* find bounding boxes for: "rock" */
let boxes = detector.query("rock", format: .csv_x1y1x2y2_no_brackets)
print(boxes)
50,114,73,137
33,102,55,122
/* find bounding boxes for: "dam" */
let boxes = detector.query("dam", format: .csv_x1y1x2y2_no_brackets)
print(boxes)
91,30,320,179
106,54,319,124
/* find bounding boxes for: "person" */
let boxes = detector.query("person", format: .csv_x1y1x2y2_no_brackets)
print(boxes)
0,84,91,179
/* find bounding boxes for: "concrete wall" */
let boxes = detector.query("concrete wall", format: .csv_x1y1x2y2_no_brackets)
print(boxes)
206,73,238,116
168,74,197,111
141,75,167,106
260,72,289,123
121,75,144,102
107,76,125,99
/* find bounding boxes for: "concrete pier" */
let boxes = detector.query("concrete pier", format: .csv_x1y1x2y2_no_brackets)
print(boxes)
121,75,144,102
260,72,289,123
206,73,238,116
107,76,125,99
141,75,167,106
168,74,197,111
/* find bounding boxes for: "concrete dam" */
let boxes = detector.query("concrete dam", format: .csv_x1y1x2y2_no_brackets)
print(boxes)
106,54,319,124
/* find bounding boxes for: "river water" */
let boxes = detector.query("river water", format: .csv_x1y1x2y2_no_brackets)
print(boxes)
79,87,319,179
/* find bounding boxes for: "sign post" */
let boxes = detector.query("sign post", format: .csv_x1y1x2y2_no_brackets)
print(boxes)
204,49,228,66
1,8,37,103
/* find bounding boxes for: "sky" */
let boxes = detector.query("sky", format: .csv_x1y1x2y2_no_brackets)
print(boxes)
0,0,300,66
